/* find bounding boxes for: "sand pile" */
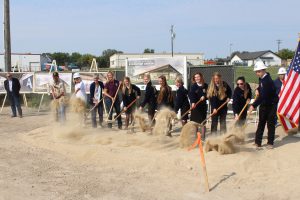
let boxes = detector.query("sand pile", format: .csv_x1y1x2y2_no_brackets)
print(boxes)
69,97,86,113
205,130,245,154
179,121,199,148
133,110,150,132
152,108,177,136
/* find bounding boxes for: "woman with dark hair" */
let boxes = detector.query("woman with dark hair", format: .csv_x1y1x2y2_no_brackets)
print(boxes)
174,77,190,126
157,75,174,110
189,72,208,138
232,76,252,127
207,72,232,134
122,76,141,129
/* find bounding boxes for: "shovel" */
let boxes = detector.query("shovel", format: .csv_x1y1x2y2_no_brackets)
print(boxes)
106,98,137,123
180,97,205,120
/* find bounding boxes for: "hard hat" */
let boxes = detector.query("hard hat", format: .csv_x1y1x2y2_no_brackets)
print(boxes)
253,61,267,71
73,72,80,79
277,67,287,75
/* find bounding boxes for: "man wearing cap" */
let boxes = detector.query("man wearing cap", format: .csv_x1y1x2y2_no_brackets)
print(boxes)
273,67,287,127
249,61,277,149
4,72,22,118
89,74,104,128
50,72,66,123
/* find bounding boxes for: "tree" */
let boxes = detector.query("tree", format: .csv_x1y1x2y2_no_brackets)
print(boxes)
48,52,70,66
77,54,94,68
100,49,123,68
69,52,82,66
144,48,155,53
278,48,295,60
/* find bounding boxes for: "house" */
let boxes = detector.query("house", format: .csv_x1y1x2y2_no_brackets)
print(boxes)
230,50,281,66
110,52,204,68
0,53,51,72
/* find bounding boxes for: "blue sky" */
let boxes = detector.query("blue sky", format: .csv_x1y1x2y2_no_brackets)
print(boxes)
1,0,299,58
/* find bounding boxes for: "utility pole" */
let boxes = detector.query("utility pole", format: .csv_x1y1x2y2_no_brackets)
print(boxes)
229,43,233,56
170,25,176,57
276,39,282,52
4,0,12,72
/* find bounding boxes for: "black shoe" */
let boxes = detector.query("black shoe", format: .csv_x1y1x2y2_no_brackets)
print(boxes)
11,115,16,118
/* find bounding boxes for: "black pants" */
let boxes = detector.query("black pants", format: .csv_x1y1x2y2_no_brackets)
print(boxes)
8,92,22,117
255,104,276,146
235,109,247,127
211,107,227,134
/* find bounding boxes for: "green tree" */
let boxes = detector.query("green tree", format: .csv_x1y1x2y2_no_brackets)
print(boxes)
49,52,70,66
77,54,94,68
144,48,155,53
69,52,82,66
278,49,295,60
101,49,123,68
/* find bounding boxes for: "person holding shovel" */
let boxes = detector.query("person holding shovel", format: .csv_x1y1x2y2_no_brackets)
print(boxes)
50,72,66,123
89,74,104,128
248,61,276,149
157,75,174,110
207,72,232,134
174,77,190,127
122,77,141,130
103,71,122,129
232,76,252,127
139,73,157,126
189,72,208,137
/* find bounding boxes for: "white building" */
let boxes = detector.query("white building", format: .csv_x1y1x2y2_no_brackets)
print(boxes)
110,53,204,68
230,50,282,66
0,53,51,72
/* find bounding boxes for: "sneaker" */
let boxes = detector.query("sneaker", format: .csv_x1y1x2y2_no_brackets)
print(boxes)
266,145,274,150
293,133,300,138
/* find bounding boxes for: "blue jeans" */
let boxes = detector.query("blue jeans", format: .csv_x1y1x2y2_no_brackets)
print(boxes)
91,102,103,128
105,97,122,128
55,103,66,123
8,92,22,117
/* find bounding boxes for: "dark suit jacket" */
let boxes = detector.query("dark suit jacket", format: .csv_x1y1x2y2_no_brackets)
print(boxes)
89,81,104,105
4,77,21,95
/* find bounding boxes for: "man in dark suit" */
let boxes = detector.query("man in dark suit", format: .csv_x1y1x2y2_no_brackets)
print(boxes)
4,73,23,118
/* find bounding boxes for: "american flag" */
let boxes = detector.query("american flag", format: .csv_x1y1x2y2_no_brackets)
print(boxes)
277,39,300,132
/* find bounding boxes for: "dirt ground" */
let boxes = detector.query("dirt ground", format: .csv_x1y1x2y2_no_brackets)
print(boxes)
0,107,300,200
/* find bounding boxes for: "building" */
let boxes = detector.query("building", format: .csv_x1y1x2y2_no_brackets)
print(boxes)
109,52,204,68
230,50,282,66
0,53,51,72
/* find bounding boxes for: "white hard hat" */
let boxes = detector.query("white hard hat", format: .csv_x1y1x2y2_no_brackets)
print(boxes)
73,72,80,79
253,61,267,71
277,67,287,75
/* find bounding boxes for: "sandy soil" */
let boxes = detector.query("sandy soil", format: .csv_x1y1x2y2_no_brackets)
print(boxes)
0,107,300,200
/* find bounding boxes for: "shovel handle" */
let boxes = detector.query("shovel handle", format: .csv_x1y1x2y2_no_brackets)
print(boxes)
112,98,137,121
181,97,205,120
200,99,229,126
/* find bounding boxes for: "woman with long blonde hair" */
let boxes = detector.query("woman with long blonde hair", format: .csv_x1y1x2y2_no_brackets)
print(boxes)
207,72,232,134
122,76,141,129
